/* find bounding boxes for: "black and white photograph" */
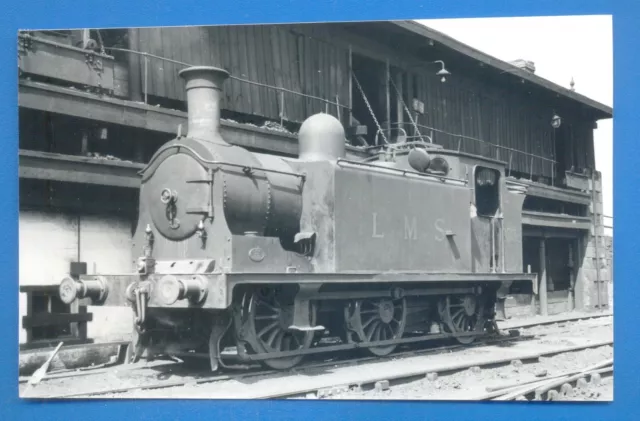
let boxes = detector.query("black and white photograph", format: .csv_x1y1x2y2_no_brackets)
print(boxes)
18,15,613,401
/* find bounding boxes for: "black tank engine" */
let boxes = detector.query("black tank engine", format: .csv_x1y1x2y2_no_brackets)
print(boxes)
59,66,535,371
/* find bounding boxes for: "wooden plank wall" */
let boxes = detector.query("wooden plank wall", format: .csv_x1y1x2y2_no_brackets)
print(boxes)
409,70,560,180
137,24,350,125
133,23,595,181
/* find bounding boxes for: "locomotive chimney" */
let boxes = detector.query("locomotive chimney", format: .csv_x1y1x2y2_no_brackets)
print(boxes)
179,66,230,142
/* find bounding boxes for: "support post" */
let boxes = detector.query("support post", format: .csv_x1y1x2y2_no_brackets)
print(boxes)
568,240,575,311
591,172,603,310
385,59,391,135
348,46,353,126
395,70,404,130
539,238,548,316
127,28,143,102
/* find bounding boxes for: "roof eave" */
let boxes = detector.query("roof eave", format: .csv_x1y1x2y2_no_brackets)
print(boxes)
390,20,613,120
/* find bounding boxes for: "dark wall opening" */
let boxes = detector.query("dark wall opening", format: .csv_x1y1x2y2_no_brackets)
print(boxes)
522,235,577,293
351,53,387,145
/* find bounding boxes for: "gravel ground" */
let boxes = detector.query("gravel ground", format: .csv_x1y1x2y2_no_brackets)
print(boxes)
325,321,613,402
326,344,612,401
20,316,612,400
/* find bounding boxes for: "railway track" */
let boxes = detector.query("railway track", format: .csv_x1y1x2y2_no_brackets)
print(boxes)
20,313,613,399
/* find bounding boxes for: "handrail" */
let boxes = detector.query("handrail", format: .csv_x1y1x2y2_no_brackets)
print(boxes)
336,158,467,185
141,143,306,180
105,46,349,111
396,121,558,164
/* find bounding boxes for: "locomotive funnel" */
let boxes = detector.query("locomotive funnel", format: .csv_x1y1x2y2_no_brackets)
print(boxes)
179,66,230,142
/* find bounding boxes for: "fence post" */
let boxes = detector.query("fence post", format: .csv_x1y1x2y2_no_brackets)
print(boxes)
529,156,534,180
279,91,284,126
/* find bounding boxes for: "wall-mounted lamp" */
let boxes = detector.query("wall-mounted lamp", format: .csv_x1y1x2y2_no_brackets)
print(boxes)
433,60,450,83
551,113,562,129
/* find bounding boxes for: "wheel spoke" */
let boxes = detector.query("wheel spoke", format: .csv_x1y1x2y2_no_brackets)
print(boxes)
366,320,380,340
280,335,289,351
373,324,382,342
362,315,378,329
258,301,278,313
257,321,279,338
455,315,467,331
265,326,280,348
386,324,394,339
452,310,466,326
255,314,279,321
274,331,286,351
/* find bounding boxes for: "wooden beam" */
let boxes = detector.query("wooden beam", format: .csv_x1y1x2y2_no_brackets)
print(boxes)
19,149,144,189
523,226,586,239
18,80,369,159
522,210,592,231
22,312,93,329
513,178,592,205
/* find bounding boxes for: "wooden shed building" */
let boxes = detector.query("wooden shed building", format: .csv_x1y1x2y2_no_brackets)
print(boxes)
17,20,612,350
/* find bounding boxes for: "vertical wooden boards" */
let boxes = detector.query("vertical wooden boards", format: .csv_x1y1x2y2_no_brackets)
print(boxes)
132,24,594,181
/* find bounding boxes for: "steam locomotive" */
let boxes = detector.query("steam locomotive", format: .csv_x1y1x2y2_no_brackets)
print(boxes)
58,66,536,371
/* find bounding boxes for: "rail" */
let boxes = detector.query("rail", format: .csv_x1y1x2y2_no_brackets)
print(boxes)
105,46,349,122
